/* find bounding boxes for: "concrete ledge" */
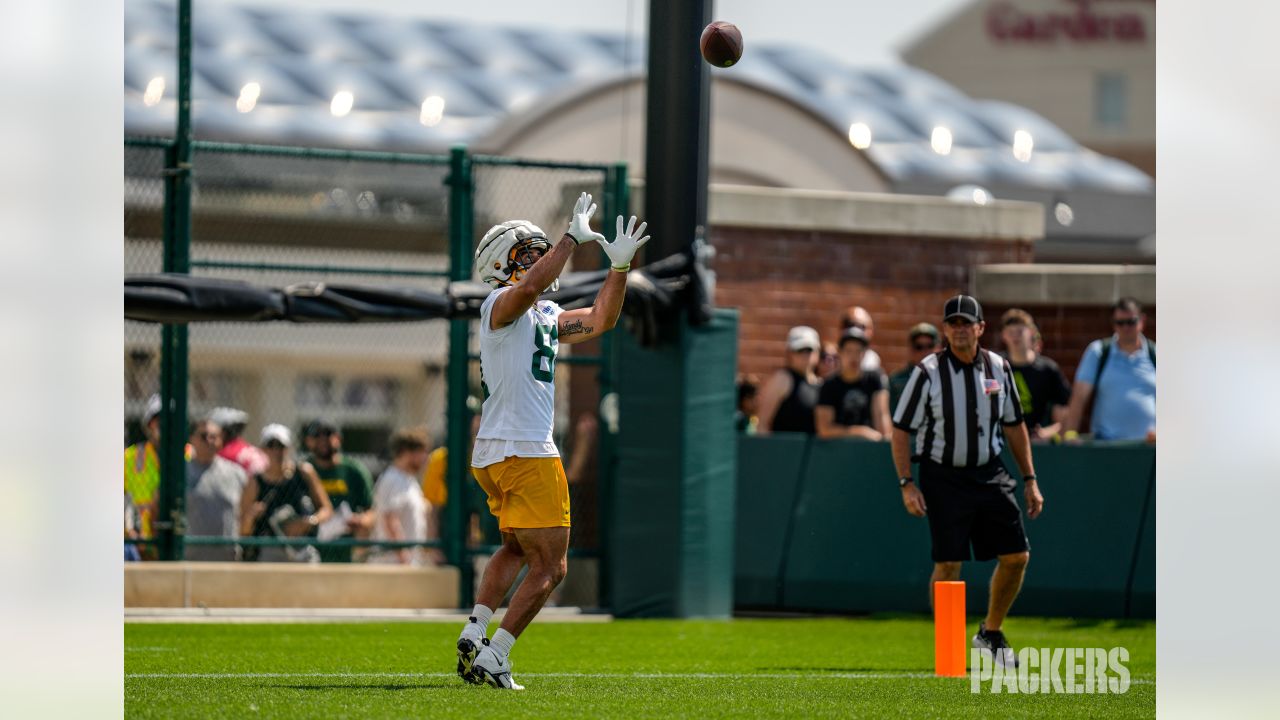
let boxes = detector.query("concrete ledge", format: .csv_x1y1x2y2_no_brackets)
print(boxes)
627,180,1044,241
972,264,1156,306
124,562,459,609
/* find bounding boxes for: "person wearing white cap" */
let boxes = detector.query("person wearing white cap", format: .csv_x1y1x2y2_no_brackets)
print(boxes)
124,394,164,558
755,326,823,434
237,423,332,562
210,406,268,478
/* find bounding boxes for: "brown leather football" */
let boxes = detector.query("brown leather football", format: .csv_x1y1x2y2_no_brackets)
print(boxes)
700,21,743,68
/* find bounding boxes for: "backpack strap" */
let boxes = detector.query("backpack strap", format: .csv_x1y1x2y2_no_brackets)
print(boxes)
1094,338,1113,386
1094,337,1155,387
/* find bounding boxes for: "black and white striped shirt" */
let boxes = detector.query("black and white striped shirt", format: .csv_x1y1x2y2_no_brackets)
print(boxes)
892,348,1024,468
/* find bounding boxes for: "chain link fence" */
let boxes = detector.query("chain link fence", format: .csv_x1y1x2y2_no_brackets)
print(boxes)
124,139,620,606
124,142,168,445
185,144,452,473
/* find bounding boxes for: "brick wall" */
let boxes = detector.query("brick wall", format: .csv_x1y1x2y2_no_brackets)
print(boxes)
979,303,1157,383
711,226,1035,380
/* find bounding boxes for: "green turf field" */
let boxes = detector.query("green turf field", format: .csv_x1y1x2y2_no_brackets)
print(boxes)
125,616,1154,718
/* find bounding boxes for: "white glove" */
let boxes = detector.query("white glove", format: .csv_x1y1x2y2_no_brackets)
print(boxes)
567,192,605,245
597,215,650,271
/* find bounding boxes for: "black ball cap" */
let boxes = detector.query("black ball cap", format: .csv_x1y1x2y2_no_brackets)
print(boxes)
944,294,983,323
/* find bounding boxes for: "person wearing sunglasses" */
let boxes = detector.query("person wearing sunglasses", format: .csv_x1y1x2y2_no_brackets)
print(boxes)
304,420,374,563
888,322,940,413
238,424,332,562
1062,297,1156,443
755,326,822,435
891,295,1043,671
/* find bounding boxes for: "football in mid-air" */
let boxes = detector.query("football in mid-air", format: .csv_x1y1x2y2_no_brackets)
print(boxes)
700,21,743,68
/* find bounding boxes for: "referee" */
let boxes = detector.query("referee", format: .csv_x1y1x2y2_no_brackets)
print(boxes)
890,294,1044,669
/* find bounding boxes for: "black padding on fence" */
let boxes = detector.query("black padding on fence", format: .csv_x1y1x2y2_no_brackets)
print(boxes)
124,252,694,344
284,283,454,323
124,274,286,323
736,436,1157,618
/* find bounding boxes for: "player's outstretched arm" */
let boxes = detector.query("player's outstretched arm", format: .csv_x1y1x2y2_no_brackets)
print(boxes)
558,214,649,345
491,192,606,328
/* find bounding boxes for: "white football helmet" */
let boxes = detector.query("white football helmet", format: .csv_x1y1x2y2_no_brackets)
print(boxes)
475,220,557,292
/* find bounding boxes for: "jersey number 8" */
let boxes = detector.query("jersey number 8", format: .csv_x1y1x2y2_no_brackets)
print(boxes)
531,323,558,382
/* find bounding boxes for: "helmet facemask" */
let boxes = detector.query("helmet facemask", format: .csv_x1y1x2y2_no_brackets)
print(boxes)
505,237,554,290
476,220,558,293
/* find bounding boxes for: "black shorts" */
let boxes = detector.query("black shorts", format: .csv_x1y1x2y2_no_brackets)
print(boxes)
918,460,1029,562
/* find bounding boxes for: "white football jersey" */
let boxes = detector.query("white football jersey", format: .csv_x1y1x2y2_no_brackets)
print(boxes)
472,287,563,465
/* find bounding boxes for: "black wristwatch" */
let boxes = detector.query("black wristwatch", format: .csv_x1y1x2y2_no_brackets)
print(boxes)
1023,474,1037,484
898,476,913,488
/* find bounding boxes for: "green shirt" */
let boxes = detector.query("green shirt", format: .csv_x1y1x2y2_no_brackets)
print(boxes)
312,456,373,563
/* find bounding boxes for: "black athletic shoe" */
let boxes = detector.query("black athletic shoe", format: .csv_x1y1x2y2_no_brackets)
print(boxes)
972,622,1019,669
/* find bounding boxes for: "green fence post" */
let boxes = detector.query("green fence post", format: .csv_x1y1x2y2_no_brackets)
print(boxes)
157,0,194,561
596,163,628,608
446,146,475,608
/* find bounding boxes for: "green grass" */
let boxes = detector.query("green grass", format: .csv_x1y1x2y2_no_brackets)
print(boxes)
125,616,1154,718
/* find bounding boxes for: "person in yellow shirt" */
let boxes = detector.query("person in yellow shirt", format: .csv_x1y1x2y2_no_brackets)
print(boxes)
422,445,448,508
124,395,162,559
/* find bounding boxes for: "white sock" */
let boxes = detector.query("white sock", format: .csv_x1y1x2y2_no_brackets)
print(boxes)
469,604,494,634
490,628,516,658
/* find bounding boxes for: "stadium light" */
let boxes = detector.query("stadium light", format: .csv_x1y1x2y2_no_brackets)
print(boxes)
143,76,165,107
1054,200,1075,226
848,122,872,149
947,184,992,206
236,82,261,113
1013,129,1034,162
930,126,952,155
330,91,354,117
420,95,446,127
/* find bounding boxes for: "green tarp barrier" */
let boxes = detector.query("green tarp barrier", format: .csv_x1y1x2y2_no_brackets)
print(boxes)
737,436,1156,618
610,310,739,618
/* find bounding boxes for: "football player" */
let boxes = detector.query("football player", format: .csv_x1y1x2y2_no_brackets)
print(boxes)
457,192,648,690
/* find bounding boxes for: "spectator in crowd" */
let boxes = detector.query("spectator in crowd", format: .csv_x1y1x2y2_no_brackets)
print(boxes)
564,412,599,488
756,326,822,434
304,420,375,562
299,420,322,463
549,412,602,607
211,406,268,478
124,394,162,559
1000,309,1072,441
841,306,883,372
1063,298,1157,442
371,426,433,565
185,419,247,561
888,323,940,411
124,492,142,562
818,342,840,380
423,412,496,552
735,374,760,434
238,424,332,562
815,327,891,441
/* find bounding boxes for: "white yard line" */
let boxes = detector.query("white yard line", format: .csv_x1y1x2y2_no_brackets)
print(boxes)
124,607,612,624
125,670,1154,684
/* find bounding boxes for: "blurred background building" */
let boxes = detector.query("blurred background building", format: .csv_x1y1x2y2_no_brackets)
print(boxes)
901,0,1155,179
124,0,1155,457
